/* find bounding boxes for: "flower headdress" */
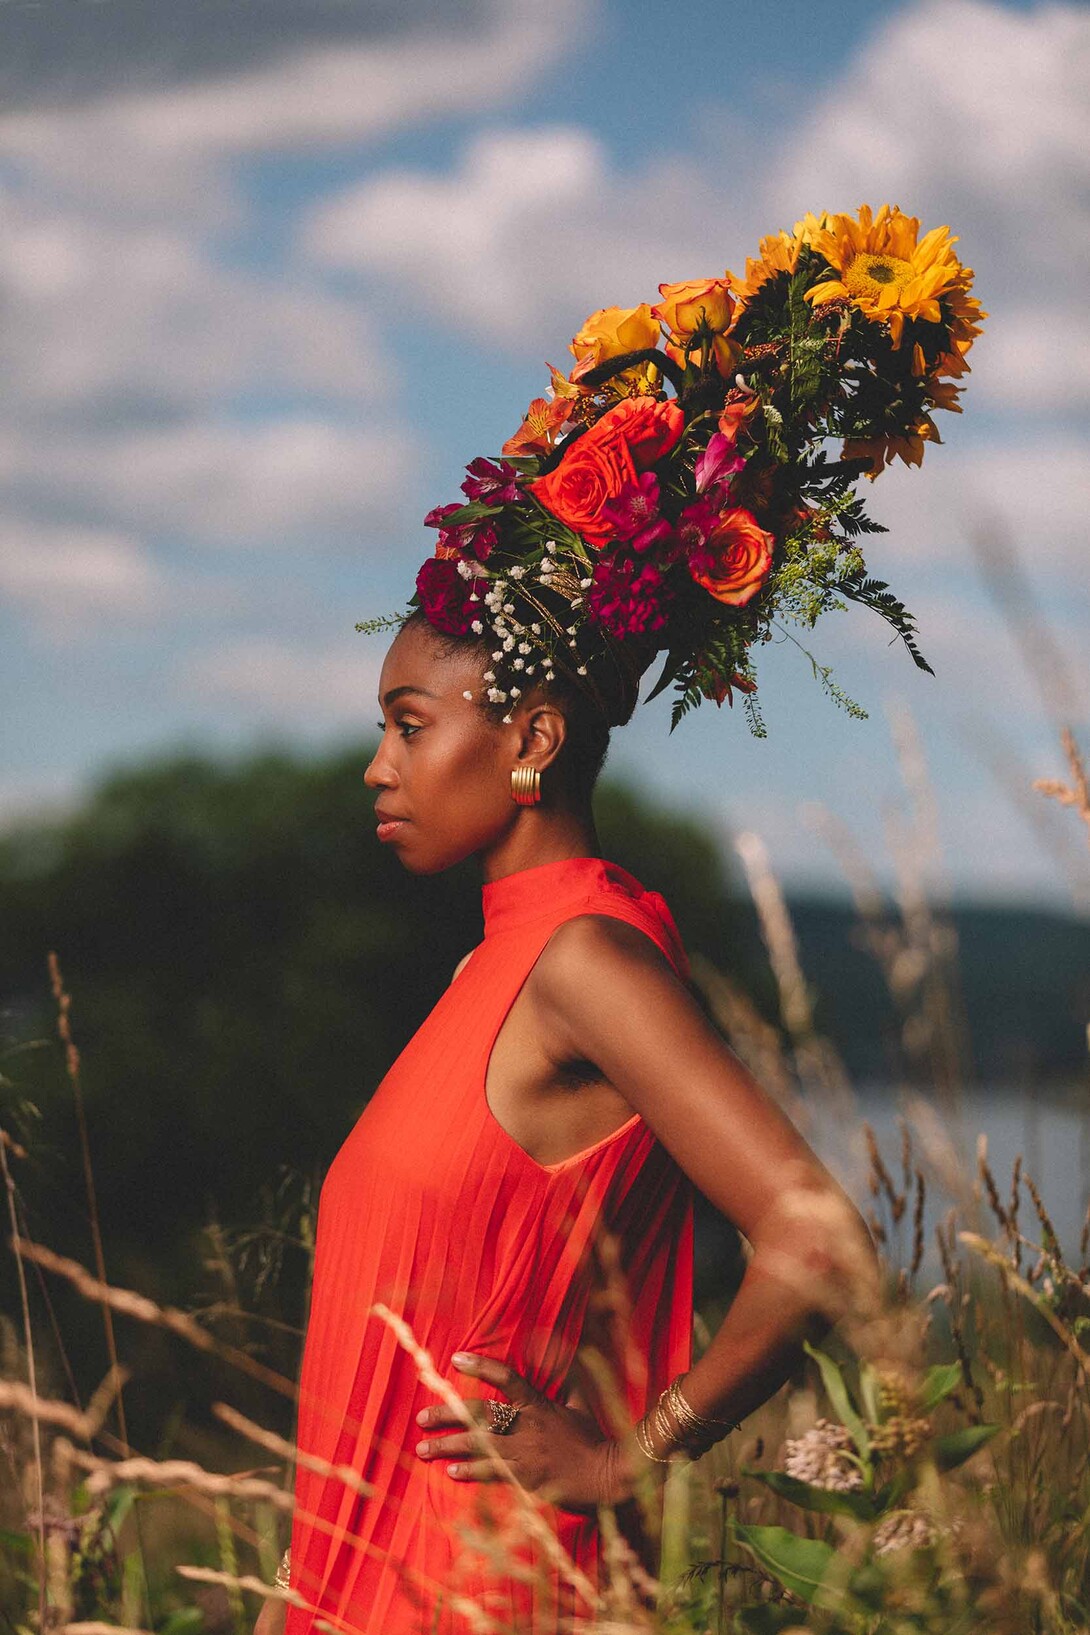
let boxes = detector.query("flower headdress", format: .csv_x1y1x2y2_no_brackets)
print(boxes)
360,204,985,734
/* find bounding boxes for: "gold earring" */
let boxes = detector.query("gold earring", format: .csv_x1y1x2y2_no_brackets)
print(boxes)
510,765,541,806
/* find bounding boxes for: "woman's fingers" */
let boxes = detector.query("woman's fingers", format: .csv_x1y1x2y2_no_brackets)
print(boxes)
416,1396,487,1431
451,1352,530,1401
445,1456,502,1483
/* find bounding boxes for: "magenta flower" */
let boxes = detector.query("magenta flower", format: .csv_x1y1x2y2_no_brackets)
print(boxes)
677,495,721,554
461,457,521,506
629,516,676,556
586,555,671,638
600,471,662,542
695,432,745,498
423,501,497,560
415,557,487,636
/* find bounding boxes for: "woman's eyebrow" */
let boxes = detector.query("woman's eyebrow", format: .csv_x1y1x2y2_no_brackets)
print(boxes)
380,685,439,706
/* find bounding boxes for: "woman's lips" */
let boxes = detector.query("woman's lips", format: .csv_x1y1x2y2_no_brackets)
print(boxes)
376,816,409,843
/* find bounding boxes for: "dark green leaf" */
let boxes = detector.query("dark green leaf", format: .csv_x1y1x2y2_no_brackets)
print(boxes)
803,1340,870,1460
745,1467,876,1521
919,1362,963,1412
932,1424,1000,1471
734,1524,837,1605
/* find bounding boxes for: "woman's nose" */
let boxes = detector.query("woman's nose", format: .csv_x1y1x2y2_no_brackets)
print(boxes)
364,745,395,790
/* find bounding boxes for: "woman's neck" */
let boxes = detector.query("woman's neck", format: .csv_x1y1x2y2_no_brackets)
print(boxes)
480,806,600,884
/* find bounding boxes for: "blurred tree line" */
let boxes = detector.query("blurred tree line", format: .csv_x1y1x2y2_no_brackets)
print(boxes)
1,745,1087,1443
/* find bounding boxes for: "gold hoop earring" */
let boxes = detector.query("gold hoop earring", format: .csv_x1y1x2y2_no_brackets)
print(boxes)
510,765,541,806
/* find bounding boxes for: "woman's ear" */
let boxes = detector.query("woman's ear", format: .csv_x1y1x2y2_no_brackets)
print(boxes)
520,702,567,773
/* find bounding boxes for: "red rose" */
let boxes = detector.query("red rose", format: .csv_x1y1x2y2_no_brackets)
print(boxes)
688,507,774,607
529,396,684,549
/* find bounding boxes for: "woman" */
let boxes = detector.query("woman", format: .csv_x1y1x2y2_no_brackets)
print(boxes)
258,241,961,1630
261,610,877,1635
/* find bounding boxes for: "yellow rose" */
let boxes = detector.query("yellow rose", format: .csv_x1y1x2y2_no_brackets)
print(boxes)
652,277,735,338
569,303,660,381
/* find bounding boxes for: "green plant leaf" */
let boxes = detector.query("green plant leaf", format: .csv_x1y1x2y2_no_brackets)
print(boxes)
734,1524,837,1606
744,1467,877,1521
858,1360,881,1424
432,501,502,527
803,1341,870,1460
919,1362,963,1412
644,647,687,704
932,1424,1000,1471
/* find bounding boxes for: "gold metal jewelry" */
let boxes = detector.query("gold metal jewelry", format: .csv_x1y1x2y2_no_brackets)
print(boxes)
633,1415,672,1464
487,1398,522,1435
510,764,542,806
274,1548,292,1590
668,1376,742,1435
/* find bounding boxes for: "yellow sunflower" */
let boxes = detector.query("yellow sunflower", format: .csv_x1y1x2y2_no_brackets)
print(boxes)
844,413,942,479
728,212,828,310
806,204,978,349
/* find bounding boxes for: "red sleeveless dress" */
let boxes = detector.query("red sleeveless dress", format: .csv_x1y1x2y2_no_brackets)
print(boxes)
286,856,694,1635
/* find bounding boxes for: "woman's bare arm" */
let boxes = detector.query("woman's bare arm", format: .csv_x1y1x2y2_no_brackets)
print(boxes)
531,914,880,1447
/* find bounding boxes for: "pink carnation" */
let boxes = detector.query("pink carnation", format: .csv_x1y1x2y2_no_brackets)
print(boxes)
586,555,671,638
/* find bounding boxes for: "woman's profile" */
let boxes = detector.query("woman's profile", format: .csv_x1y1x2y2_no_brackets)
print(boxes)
258,216,981,1634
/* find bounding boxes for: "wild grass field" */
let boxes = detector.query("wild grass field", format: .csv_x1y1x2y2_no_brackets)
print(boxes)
2,717,1088,1635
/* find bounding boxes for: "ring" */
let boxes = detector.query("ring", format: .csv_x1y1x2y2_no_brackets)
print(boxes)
487,1398,522,1435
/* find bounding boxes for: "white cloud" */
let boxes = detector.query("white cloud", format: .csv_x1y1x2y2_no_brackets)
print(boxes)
0,521,167,633
0,0,595,195
853,438,1088,577
0,196,388,422
1,419,414,549
302,126,717,349
769,0,1090,410
180,636,382,725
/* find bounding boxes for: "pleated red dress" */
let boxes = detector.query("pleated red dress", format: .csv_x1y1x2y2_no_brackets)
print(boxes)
286,856,694,1635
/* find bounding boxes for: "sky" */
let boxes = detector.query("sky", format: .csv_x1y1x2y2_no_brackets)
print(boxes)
1,0,1087,908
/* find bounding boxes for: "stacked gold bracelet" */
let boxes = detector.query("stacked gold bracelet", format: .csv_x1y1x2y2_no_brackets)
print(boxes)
274,1548,292,1590
633,1375,743,1464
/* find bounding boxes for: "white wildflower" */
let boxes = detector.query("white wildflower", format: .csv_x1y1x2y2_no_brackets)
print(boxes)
783,1420,863,1493
461,690,473,701
482,670,495,683
487,687,507,704
576,665,587,675
512,658,525,671
872,1510,938,1557
509,565,526,579
470,620,484,635
518,642,531,655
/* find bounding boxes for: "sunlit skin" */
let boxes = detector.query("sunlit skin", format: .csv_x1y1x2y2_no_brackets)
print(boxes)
255,620,879,1630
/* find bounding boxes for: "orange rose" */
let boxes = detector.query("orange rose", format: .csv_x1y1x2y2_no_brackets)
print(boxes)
529,396,683,548
689,507,774,607
653,277,736,337
569,304,659,381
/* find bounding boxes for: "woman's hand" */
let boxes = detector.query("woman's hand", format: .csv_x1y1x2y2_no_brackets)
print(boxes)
414,1352,616,1513
253,1594,287,1635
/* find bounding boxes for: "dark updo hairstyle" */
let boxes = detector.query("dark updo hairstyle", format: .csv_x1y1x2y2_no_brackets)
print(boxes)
402,607,657,804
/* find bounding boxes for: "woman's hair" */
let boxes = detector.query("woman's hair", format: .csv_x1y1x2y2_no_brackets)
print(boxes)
403,608,624,802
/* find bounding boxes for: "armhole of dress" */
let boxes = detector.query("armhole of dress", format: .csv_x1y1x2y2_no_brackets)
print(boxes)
480,902,683,1173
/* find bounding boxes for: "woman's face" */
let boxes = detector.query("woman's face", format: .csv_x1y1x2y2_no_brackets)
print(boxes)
364,618,521,874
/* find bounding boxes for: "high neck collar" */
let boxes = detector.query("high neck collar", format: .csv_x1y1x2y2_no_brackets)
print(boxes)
482,854,641,936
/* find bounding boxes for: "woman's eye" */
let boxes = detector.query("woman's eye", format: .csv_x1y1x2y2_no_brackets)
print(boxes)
397,722,421,739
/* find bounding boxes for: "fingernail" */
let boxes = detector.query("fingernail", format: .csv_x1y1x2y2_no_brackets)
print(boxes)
447,1464,461,1477
452,1353,475,1366
416,1441,429,1457
416,1409,429,1425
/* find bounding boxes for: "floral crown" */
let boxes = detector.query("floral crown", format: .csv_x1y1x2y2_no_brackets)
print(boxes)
360,204,984,734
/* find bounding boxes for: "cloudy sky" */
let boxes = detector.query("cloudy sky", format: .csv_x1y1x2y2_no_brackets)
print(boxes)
2,0,1087,907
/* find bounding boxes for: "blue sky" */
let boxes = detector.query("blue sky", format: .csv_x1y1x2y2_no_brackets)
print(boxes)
1,0,1087,907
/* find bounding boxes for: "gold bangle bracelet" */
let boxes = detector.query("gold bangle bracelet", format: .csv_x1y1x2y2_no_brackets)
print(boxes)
633,1415,672,1464
274,1548,292,1591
